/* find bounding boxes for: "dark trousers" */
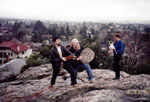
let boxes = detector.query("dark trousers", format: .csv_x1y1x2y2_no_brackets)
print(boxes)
73,68,78,80
113,54,122,78
51,63,77,85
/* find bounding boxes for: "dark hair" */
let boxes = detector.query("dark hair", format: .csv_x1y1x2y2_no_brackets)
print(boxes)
115,32,121,39
52,35,60,42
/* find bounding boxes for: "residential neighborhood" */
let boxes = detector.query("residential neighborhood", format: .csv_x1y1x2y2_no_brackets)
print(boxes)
0,18,150,75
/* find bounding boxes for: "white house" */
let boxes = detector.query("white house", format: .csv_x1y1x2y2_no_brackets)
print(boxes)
0,41,32,65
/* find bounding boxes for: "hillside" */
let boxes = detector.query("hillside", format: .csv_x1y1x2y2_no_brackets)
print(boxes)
0,64,150,102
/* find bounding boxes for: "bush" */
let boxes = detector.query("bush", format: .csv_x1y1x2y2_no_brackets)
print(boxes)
40,45,51,59
21,52,43,73
132,63,150,75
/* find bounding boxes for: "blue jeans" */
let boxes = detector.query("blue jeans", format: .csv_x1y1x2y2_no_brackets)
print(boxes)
74,64,93,80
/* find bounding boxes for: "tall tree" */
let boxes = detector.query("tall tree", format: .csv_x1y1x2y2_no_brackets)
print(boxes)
32,20,47,42
33,20,46,34
80,23,87,37
59,27,65,35
66,23,72,36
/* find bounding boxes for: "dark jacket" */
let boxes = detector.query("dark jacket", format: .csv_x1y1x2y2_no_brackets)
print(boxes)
113,40,125,55
69,46,84,68
50,45,70,68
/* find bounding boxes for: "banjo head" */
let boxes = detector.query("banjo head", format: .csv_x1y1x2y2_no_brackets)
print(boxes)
80,48,95,64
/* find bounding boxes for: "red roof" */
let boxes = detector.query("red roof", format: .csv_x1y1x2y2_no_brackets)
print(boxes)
0,41,30,54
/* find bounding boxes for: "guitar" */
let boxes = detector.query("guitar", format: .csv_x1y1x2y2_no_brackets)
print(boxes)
65,48,95,64
66,55,77,60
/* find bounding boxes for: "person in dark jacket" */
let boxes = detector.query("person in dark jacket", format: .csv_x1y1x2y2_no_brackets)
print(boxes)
108,32,125,80
69,38,93,82
49,36,78,88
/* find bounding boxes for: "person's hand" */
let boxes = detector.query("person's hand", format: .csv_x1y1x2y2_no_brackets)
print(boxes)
110,48,115,50
72,56,77,60
108,50,113,54
61,57,67,61
73,57,77,60
77,56,83,61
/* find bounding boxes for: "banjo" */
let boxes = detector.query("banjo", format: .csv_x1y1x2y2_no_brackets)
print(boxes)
66,48,95,64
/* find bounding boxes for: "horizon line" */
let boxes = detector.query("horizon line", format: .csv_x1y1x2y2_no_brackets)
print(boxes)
0,16,150,24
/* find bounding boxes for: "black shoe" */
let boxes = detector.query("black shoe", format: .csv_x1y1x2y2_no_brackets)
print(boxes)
113,77,120,80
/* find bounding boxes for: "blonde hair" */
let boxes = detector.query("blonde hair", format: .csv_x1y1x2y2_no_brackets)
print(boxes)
76,43,81,50
72,42,81,51
71,38,79,43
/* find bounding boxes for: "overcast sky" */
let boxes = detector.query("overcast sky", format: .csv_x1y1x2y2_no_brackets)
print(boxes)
0,0,150,22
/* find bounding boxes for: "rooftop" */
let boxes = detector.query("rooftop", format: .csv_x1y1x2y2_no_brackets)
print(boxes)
0,41,30,54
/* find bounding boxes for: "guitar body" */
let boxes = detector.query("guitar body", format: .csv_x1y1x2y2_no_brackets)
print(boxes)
80,48,95,64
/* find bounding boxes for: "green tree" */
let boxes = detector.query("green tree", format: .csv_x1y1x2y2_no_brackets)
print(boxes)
32,20,47,42
59,27,66,35
33,20,46,34
79,23,87,37
40,45,51,59
66,23,72,36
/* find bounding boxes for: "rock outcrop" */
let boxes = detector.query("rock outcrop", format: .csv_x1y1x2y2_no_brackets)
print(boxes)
0,64,150,102
0,59,26,83
16,64,53,80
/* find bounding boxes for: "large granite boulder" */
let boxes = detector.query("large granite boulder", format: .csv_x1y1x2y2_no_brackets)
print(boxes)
0,59,26,83
0,59,26,74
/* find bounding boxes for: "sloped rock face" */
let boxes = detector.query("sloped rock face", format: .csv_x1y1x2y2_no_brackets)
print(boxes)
0,72,16,83
0,64,150,102
16,64,53,80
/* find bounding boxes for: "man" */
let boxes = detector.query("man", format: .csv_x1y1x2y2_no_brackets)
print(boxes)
49,36,78,88
69,38,94,82
108,32,125,80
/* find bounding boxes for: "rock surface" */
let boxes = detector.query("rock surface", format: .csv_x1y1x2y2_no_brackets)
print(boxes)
0,59,26,83
0,59,26,74
0,72,16,83
0,64,150,102
16,64,53,80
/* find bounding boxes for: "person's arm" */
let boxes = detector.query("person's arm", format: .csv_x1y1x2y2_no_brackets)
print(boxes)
63,46,74,56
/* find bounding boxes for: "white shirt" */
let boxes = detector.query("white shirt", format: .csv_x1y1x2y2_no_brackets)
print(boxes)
57,46,62,57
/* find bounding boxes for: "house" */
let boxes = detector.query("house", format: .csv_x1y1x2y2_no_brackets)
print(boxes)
0,41,32,65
